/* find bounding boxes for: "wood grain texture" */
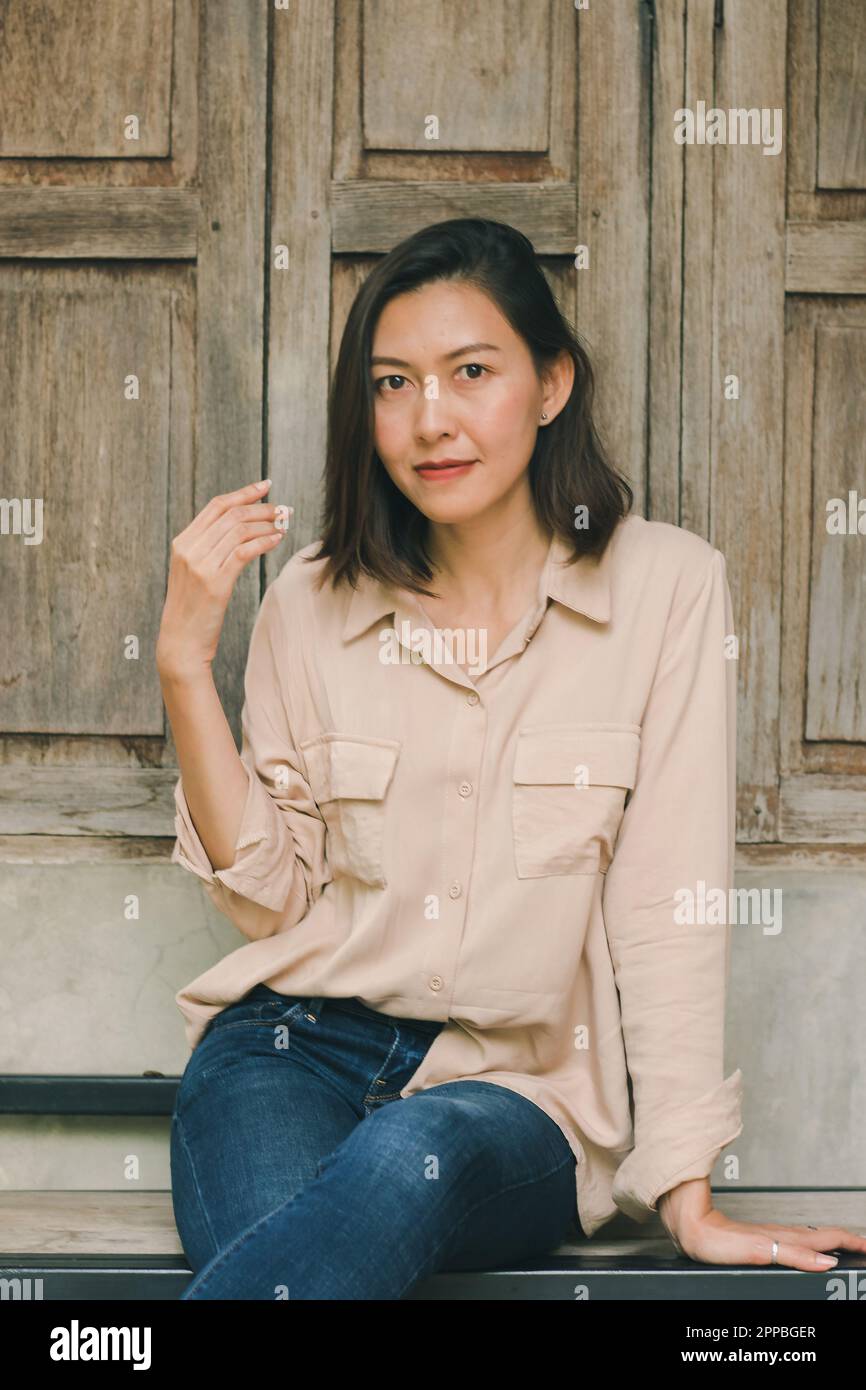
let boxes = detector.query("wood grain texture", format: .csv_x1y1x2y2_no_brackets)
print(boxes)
194,0,268,747
0,188,198,259
788,0,866,219
0,837,177,864
680,0,715,535
712,0,787,842
0,770,177,837
0,0,174,158
650,0,688,526
333,0,575,185
781,298,866,781
806,326,866,742
780,775,866,841
0,1189,860,1256
786,221,866,293
0,271,171,735
361,0,550,152
575,0,650,508
267,0,336,563
330,180,577,253
0,0,198,190
816,0,866,189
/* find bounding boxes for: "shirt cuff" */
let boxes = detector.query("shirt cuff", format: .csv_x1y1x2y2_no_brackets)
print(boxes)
611,1068,744,1223
170,764,291,913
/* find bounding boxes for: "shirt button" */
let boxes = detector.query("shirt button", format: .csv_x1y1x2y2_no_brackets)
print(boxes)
458,781,473,797
448,881,462,898
466,692,479,705
429,975,444,991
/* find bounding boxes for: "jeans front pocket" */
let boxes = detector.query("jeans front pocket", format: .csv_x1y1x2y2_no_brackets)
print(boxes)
511,723,641,878
299,733,401,888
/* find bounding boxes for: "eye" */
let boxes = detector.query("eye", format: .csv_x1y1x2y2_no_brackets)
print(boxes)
374,374,408,394
457,363,488,381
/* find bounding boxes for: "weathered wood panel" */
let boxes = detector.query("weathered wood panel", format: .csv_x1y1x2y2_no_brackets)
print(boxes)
267,0,336,563
194,1,268,745
650,0,688,526
679,0,716,534
816,0,866,190
0,0,199,190
712,0,787,841
805,326,866,742
575,0,650,507
0,189,199,260
779,774,866,841
788,0,866,219
0,769,177,836
786,221,866,293
330,180,577,253
781,298,866,782
0,272,171,735
0,0,174,158
334,0,575,185
361,0,550,152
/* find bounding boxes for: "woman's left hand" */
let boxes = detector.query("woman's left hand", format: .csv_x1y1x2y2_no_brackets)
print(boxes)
657,1177,866,1269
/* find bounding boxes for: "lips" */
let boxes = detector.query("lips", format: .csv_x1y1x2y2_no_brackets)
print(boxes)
414,459,476,480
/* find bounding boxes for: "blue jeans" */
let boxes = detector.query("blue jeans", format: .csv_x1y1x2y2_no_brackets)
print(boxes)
171,985,579,1299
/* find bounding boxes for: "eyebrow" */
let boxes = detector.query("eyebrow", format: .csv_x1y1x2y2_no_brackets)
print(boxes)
369,342,503,368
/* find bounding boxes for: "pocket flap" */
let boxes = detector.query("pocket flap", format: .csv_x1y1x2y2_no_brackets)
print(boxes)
301,735,401,802
513,725,640,789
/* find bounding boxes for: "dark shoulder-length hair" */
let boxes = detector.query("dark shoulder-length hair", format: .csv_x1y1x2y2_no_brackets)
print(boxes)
305,217,633,599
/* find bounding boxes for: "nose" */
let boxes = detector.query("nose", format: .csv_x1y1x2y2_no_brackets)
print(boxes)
413,383,460,440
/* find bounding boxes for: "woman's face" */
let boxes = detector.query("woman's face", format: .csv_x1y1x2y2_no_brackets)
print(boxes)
370,280,572,527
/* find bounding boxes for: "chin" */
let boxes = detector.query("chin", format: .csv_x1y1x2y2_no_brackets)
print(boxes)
412,495,490,526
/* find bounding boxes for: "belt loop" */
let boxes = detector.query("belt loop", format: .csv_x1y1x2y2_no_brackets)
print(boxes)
306,996,326,1020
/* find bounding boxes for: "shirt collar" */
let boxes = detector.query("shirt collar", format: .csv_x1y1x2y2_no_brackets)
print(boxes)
341,526,613,641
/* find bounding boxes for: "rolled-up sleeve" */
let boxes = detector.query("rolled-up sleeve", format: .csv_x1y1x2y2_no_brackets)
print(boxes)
170,579,330,940
603,545,743,1222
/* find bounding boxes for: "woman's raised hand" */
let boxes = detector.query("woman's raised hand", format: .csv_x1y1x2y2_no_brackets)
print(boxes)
156,479,291,682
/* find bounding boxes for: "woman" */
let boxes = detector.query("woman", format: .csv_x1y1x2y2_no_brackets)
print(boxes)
157,218,864,1299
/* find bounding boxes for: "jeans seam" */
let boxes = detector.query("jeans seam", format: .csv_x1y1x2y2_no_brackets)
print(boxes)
174,1110,220,1269
187,1189,297,1298
363,1027,403,1098
393,1150,576,1300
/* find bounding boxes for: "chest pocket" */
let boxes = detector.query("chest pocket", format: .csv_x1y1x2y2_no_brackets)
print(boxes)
299,733,401,888
512,724,641,878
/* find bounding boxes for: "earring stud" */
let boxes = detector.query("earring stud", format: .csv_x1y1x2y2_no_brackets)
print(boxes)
540,412,548,421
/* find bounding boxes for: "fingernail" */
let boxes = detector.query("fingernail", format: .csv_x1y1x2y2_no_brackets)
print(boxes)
259,478,271,489
817,1255,838,1267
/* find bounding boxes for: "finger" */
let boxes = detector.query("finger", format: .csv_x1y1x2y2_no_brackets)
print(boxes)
220,526,291,580
798,1227,866,1254
747,1237,839,1272
185,479,273,542
211,518,288,572
187,502,283,564
766,1224,866,1254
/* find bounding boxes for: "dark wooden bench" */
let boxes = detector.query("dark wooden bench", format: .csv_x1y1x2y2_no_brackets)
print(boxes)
1,1076,863,1299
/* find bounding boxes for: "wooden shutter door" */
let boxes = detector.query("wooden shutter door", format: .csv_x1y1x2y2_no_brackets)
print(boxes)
0,0,267,1133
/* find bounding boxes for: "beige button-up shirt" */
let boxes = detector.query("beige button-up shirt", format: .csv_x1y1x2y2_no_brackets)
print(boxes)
172,512,744,1238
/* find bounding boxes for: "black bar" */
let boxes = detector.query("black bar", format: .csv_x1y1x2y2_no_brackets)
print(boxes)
0,1075,180,1116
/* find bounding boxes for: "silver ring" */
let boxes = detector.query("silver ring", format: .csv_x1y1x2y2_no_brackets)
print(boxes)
771,1240,779,1264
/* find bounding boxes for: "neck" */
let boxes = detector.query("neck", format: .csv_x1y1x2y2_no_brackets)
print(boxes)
425,505,552,606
